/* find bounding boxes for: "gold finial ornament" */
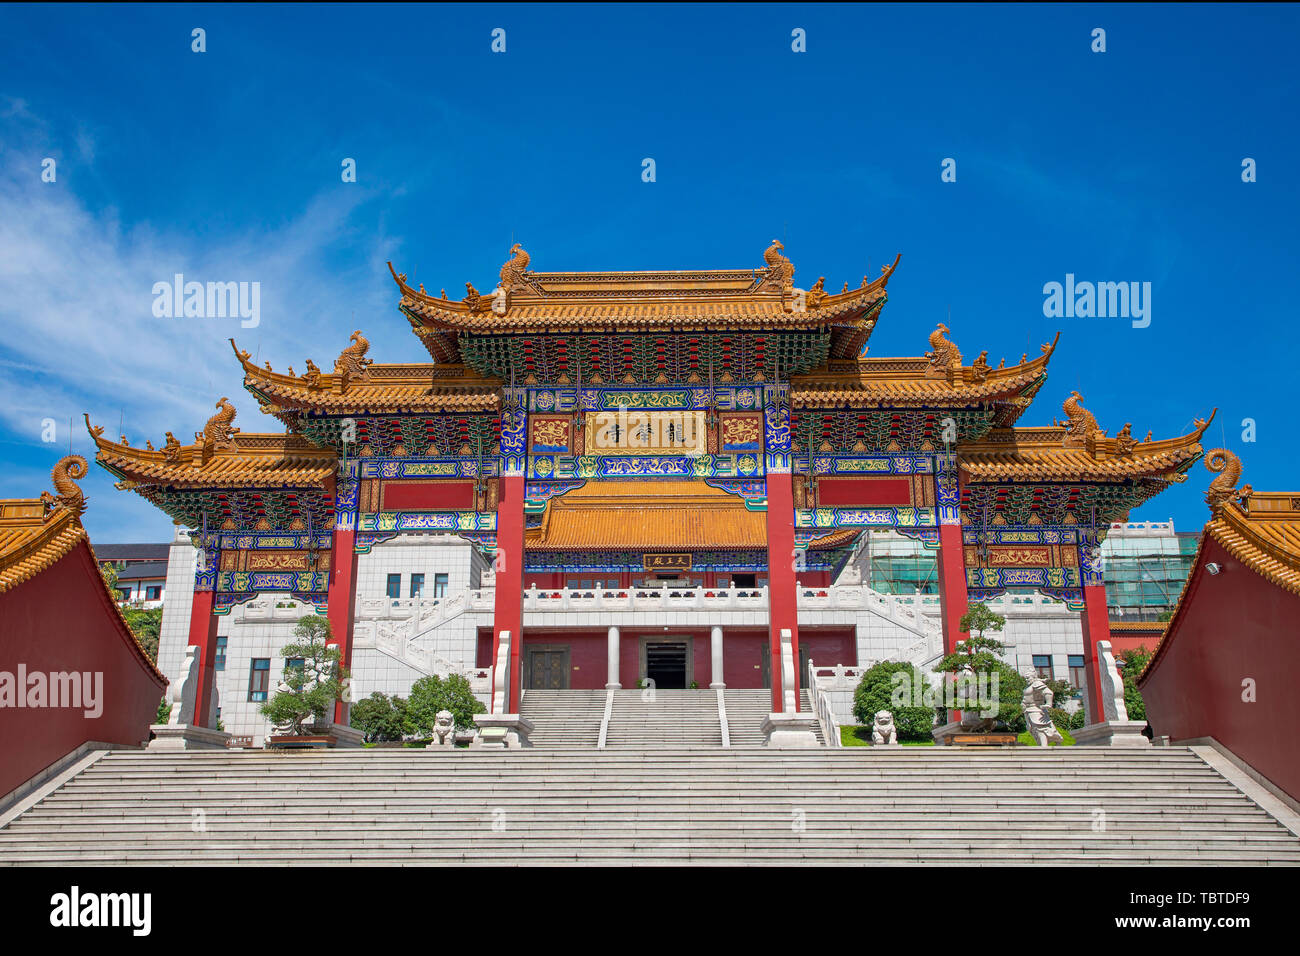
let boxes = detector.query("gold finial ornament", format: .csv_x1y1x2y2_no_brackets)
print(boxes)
202,397,241,449
162,431,182,461
1115,422,1138,455
1205,448,1251,511
303,359,323,389
40,455,89,521
1061,391,1103,447
499,243,530,292
761,239,795,292
334,330,374,380
924,323,962,378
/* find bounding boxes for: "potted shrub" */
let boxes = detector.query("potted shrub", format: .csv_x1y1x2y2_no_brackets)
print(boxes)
262,615,351,748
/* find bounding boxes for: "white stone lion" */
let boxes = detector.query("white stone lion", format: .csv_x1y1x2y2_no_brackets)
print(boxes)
872,710,899,745
433,709,456,747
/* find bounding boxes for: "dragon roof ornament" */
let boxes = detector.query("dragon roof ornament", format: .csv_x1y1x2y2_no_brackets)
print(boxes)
1205,447,1252,512
40,455,88,523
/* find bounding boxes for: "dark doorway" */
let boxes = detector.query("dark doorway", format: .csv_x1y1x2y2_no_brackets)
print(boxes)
645,641,688,689
525,646,569,689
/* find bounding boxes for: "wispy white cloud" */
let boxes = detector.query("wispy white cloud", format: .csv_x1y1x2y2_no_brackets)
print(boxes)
0,102,403,540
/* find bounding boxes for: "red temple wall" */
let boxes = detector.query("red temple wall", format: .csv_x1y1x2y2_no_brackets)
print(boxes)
0,542,166,799
816,477,913,507
1139,537,1300,803
380,480,476,512
473,626,859,690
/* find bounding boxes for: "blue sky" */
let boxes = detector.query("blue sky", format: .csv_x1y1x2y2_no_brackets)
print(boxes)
1,3,1297,542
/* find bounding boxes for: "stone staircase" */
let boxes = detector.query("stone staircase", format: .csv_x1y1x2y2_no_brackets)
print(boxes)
604,690,722,748
2,748,1298,865
725,688,823,747
519,690,606,747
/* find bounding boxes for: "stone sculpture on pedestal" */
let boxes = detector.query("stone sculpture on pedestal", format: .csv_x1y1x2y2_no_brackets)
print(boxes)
1022,677,1064,746
872,710,899,745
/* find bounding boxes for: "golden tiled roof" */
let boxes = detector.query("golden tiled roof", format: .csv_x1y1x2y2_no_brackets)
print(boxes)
1139,491,1300,683
1205,493,1300,596
232,340,501,417
1108,621,1167,632
959,422,1208,484
0,493,166,681
88,418,335,490
390,245,899,336
0,499,88,593
790,335,1055,411
526,480,768,551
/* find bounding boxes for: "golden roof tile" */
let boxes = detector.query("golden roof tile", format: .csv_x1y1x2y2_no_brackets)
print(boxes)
959,411,1212,484
231,340,501,417
1140,486,1300,683
390,246,899,336
526,480,768,551
790,332,1057,410
1205,492,1300,596
0,474,166,682
0,499,87,593
87,414,335,490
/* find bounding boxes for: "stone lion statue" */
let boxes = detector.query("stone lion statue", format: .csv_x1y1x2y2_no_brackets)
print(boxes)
872,710,899,745
433,709,456,747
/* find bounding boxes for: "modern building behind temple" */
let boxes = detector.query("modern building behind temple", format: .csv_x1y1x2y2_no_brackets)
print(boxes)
88,241,1212,745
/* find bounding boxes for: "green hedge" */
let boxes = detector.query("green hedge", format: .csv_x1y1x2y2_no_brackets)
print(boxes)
852,661,936,741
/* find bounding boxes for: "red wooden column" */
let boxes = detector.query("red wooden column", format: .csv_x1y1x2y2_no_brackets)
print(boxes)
326,462,360,724
493,394,527,713
1078,532,1111,724
934,455,969,655
187,536,220,728
764,385,799,713
765,472,800,712
326,527,359,723
186,589,220,728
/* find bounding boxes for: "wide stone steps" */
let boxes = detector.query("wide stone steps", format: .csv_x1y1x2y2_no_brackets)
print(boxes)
2,748,1298,865
518,689,606,747
604,690,721,748
724,688,823,746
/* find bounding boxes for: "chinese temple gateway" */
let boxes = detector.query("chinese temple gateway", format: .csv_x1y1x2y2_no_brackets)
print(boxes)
89,242,1212,743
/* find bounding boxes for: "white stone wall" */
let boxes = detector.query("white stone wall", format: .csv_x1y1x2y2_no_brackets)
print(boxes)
355,535,478,603
156,527,197,699
156,527,1106,731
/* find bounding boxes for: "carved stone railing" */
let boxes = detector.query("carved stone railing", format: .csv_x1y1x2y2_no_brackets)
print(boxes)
807,661,872,732
806,658,841,748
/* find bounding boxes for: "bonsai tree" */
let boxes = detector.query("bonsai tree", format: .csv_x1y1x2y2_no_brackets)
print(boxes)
406,673,485,736
260,614,350,736
933,602,1011,727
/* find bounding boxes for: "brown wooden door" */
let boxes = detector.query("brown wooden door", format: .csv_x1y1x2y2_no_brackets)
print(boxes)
526,648,568,689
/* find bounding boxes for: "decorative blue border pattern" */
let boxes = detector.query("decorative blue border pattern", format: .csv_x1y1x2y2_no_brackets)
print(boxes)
965,567,1081,590
361,459,496,479
795,507,937,529
527,386,761,413
529,453,761,481
216,571,331,593
358,511,498,534
794,455,935,475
